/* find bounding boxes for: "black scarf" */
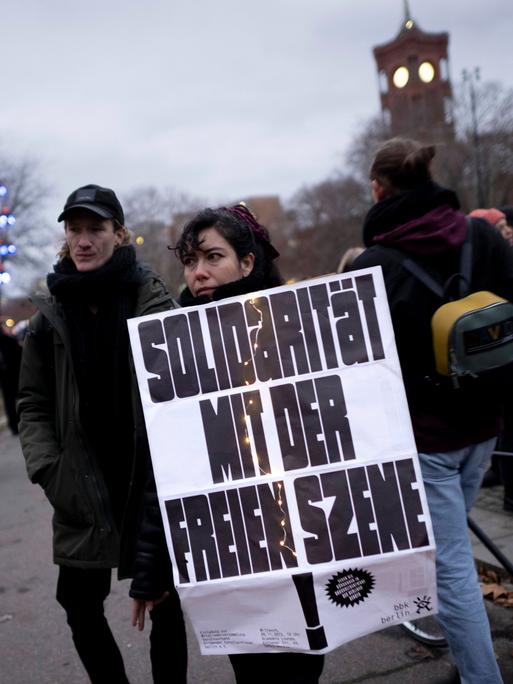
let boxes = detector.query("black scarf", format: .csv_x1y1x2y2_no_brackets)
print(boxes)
48,244,141,302
47,246,142,524
47,246,141,420
362,182,460,247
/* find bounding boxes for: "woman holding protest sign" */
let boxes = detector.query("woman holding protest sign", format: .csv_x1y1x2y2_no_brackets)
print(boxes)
351,137,512,684
130,204,325,683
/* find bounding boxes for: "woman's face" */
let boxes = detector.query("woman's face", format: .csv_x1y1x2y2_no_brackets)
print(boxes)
183,227,255,298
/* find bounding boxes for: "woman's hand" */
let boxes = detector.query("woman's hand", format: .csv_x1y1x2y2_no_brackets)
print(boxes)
131,592,170,631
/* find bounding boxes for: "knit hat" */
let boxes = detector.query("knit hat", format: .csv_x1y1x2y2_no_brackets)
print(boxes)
468,208,506,226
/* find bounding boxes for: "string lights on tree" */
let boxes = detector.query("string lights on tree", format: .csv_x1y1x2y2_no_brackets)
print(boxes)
0,183,17,317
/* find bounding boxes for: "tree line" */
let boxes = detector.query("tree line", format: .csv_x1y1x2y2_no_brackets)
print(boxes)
2,78,513,302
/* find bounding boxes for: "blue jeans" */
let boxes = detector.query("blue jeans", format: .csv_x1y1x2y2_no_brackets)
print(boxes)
419,439,503,684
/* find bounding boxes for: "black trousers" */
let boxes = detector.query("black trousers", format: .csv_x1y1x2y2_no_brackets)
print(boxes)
56,566,187,684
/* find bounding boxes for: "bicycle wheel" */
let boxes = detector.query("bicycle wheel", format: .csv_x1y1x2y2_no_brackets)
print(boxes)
400,616,448,647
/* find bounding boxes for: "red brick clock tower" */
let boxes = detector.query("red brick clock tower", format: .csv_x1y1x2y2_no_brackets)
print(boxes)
373,2,454,141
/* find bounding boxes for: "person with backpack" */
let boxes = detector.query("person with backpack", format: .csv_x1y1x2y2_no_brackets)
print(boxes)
351,138,513,684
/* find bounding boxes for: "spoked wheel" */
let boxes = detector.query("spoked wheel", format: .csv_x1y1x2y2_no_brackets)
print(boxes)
400,616,448,647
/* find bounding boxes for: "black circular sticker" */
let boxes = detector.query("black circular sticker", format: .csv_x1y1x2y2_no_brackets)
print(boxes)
326,568,375,607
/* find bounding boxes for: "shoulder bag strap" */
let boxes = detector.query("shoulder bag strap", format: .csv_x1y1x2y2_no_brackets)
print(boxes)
381,244,445,298
458,217,474,297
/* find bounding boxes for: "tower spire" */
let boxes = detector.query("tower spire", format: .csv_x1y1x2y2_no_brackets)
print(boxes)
402,0,414,30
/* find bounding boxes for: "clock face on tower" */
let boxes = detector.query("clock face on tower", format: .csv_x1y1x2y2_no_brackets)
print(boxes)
392,66,409,88
419,61,435,83
392,61,436,88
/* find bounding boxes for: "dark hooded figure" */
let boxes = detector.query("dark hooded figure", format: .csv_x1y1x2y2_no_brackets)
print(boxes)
352,138,512,684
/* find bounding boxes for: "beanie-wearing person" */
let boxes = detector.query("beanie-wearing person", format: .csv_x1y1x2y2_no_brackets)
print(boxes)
470,207,513,505
469,207,513,246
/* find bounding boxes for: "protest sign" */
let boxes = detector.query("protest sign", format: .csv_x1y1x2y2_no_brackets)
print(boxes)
128,268,437,655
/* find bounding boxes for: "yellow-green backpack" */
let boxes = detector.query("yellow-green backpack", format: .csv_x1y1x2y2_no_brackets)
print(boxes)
396,220,513,388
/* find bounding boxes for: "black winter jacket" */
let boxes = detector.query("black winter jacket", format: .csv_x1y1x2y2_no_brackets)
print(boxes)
353,183,513,453
18,263,176,573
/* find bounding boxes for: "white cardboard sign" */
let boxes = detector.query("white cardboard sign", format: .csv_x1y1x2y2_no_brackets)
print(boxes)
128,268,437,655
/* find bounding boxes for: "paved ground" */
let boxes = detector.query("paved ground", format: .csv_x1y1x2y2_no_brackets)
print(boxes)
1,426,512,683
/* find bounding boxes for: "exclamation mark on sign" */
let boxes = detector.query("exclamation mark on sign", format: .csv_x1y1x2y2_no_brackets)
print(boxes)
292,572,328,650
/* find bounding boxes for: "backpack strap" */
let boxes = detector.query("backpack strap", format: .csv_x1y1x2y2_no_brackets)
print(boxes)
443,217,473,299
401,257,444,297
382,216,474,301
458,217,474,297
381,246,446,298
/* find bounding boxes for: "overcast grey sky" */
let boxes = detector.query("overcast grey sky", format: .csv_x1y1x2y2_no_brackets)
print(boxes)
2,0,512,221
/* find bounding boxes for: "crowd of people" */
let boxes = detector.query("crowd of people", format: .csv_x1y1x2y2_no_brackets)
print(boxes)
2,137,511,683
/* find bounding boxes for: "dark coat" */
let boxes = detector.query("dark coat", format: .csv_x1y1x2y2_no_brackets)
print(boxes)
18,265,176,572
353,183,513,453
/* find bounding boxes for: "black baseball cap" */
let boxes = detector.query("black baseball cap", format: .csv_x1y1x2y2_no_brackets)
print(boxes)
58,184,124,224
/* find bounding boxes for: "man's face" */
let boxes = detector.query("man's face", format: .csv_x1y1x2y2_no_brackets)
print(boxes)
64,209,122,272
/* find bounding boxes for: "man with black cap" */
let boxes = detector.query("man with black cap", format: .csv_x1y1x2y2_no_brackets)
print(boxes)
17,185,187,683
